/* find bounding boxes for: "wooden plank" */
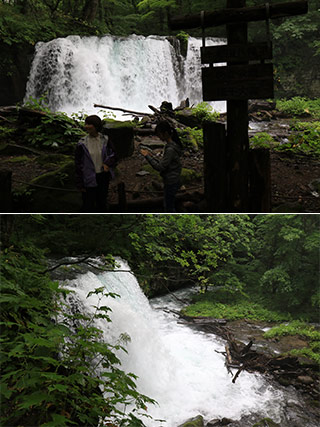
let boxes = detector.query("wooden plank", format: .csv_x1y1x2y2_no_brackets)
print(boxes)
169,0,308,30
201,42,272,64
202,63,274,100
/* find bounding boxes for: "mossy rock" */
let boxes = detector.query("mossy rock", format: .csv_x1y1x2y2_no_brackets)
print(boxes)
253,418,279,427
142,164,162,181
181,168,201,185
175,109,202,129
102,119,134,159
178,415,204,427
27,160,80,212
6,155,33,163
35,153,71,166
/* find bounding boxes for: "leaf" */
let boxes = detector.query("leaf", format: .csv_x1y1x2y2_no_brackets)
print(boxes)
18,391,47,409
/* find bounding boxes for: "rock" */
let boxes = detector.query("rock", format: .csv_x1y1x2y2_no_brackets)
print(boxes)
297,375,314,385
136,170,150,177
178,415,204,427
102,120,134,159
207,417,233,426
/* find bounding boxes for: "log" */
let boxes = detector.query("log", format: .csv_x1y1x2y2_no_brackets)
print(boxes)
94,104,151,117
169,0,308,30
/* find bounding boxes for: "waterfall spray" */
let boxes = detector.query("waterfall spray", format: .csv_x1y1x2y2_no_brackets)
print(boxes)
25,35,226,117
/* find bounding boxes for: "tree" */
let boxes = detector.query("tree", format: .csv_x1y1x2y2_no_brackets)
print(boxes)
129,214,253,295
253,215,319,310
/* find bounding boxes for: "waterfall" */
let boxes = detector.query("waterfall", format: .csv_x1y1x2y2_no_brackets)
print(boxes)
63,259,291,427
24,35,226,117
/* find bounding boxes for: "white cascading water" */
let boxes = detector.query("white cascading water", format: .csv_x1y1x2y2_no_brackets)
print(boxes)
63,259,290,427
24,35,226,117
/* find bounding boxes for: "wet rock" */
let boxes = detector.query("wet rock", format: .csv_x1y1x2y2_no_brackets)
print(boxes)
297,375,314,385
207,417,233,426
178,415,204,427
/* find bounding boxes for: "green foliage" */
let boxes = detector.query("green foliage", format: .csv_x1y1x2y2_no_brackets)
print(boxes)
0,243,156,426
263,321,320,364
177,127,203,150
276,98,320,119
250,132,276,150
22,97,85,149
129,215,254,295
182,298,291,322
192,102,220,124
277,120,320,157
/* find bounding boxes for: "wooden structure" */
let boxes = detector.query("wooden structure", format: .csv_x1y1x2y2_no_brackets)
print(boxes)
169,0,308,212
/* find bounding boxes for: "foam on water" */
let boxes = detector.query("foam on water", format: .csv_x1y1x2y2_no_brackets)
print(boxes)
65,260,285,426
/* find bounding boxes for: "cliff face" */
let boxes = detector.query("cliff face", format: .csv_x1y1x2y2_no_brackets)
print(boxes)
0,45,34,106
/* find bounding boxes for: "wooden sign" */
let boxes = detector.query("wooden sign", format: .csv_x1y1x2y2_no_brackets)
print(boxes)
202,63,274,100
201,42,272,64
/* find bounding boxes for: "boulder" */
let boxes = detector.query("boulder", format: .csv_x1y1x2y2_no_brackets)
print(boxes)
102,120,134,160
178,415,204,427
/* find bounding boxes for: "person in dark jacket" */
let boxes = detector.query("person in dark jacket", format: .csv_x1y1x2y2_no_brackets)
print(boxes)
75,115,116,212
140,120,182,213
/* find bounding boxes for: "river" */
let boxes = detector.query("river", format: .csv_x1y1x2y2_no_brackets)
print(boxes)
60,259,318,426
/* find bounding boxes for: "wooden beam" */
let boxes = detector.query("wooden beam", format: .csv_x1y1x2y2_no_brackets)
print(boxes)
168,0,308,30
226,0,249,212
201,42,273,64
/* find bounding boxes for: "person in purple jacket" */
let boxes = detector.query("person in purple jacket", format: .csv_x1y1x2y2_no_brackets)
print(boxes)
75,115,116,212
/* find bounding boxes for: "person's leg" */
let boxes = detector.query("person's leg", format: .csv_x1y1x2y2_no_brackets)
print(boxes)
164,182,180,213
96,172,110,212
82,188,97,212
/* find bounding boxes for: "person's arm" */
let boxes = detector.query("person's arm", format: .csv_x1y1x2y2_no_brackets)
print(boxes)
75,143,85,190
145,146,174,173
102,135,117,168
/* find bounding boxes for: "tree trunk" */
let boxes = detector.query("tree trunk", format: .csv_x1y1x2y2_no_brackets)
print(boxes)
82,0,99,22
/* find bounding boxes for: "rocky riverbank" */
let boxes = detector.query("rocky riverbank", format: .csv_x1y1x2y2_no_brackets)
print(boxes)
177,316,320,427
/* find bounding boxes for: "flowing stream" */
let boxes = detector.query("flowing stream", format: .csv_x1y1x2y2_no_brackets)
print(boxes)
61,259,312,427
25,35,226,117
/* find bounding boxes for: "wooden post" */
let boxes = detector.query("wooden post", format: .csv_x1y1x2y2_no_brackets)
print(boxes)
249,149,271,212
203,121,227,212
117,182,127,211
0,171,12,213
226,0,249,211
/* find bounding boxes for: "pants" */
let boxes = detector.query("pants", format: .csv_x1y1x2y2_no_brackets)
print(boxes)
82,172,110,213
164,182,180,213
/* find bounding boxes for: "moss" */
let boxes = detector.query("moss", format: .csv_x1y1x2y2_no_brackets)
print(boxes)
181,168,201,185
253,418,279,427
142,164,161,181
35,154,71,166
6,155,33,163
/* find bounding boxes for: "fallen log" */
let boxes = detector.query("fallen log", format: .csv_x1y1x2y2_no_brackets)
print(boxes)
94,104,151,117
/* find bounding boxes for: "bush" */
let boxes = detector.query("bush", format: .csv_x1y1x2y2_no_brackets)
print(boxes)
276,97,320,119
0,245,155,426
192,102,220,124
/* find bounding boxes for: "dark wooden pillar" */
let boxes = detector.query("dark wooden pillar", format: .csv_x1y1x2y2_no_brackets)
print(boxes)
203,121,227,212
0,171,12,213
249,149,271,212
226,0,249,211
